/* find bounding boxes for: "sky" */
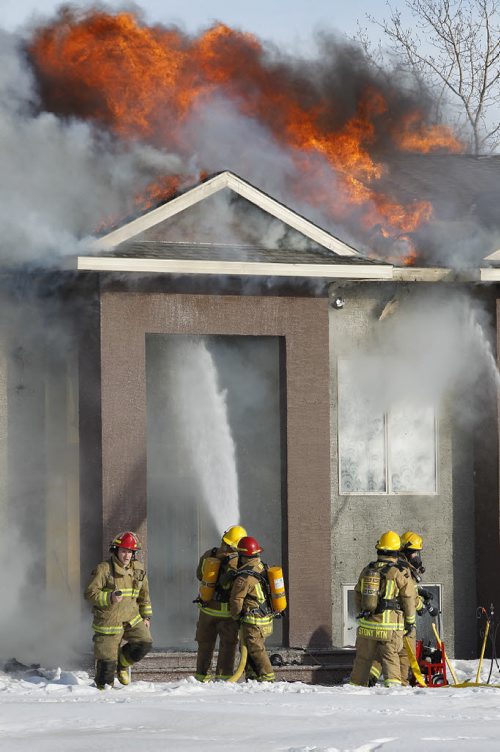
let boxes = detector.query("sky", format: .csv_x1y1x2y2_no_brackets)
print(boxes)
2,0,403,49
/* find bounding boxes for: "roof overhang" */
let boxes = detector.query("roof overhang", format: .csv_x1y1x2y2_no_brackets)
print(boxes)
72,256,393,280
480,267,500,281
94,171,359,257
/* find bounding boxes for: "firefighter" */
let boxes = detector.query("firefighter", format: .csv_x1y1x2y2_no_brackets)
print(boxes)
350,530,417,687
229,535,275,682
194,524,247,682
369,530,437,686
84,531,153,690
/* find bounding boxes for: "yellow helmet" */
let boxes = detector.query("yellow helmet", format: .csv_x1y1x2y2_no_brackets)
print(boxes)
222,525,247,547
376,530,401,552
400,531,423,551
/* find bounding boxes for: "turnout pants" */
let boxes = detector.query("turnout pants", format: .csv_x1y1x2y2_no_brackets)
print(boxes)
350,630,403,687
195,610,239,680
93,620,153,686
370,631,416,686
241,622,275,682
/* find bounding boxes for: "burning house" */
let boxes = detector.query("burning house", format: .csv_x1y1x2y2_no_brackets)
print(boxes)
2,8,500,681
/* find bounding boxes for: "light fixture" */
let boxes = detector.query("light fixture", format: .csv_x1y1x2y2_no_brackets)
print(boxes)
331,296,345,309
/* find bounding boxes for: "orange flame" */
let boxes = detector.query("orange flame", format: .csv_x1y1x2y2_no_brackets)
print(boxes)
28,9,464,261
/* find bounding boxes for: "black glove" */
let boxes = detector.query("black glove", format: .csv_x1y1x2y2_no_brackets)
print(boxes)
419,588,433,602
426,603,439,618
404,622,416,636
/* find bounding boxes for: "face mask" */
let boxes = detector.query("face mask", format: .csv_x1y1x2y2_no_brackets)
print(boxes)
408,550,424,573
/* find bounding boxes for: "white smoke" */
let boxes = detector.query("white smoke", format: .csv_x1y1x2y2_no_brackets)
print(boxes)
0,28,183,264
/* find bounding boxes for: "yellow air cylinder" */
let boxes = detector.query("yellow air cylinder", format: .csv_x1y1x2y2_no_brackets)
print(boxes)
268,566,287,613
360,567,381,613
199,557,221,603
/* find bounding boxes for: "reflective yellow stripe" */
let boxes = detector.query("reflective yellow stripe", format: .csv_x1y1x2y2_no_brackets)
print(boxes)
241,614,273,626
255,583,265,603
384,678,402,686
129,614,143,627
140,605,153,616
97,591,110,607
359,617,403,631
92,624,123,635
198,603,232,618
385,580,395,599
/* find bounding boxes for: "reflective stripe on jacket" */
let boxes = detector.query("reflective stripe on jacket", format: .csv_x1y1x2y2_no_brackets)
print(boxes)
85,556,152,634
354,555,416,641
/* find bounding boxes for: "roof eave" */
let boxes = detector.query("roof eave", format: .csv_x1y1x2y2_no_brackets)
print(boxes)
71,256,393,280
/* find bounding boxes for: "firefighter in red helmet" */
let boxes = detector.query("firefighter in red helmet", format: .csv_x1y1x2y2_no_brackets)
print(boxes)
229,536,275,682
85,531,153,689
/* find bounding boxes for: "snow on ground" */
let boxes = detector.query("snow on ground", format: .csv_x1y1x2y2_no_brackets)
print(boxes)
1,661,500,751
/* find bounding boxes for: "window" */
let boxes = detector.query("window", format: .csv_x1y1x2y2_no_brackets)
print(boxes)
338,358,437,495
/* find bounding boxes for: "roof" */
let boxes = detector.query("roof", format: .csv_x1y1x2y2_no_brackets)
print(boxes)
73,171,393,281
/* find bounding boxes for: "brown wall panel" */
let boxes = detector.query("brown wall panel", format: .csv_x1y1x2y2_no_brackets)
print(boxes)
100,292,331,647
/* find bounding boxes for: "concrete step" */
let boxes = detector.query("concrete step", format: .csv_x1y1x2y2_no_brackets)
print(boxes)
131,648,355,685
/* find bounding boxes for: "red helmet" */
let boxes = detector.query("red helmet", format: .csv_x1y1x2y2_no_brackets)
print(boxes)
237,536,263,556
110,531,141,551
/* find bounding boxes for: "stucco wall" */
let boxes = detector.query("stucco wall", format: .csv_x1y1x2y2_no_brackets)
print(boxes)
329,282,477,657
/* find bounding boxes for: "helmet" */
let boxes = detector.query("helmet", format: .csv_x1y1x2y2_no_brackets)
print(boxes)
110,531,141,551
222,525,247,547
376,530,401,552
237,536,263,556
400,531,423,551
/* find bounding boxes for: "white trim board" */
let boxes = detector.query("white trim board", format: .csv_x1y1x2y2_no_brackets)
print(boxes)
480,268,500,281
73,256,393,279
94,172,359,257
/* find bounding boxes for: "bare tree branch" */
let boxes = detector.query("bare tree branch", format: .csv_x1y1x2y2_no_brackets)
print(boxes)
365,0,500,153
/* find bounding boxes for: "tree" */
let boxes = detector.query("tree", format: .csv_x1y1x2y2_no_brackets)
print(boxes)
366,0,500,154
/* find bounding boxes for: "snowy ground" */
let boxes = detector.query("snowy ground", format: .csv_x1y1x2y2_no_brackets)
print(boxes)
2,661,500,751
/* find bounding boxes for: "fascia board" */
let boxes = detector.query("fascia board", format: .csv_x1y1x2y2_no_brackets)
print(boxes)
73,256,393,279
94,173,230,249
483,249,500,262
225,173,358,257
480,268,500,281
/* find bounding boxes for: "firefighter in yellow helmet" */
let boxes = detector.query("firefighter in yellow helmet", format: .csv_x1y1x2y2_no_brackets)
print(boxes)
84,531,153,690
369,531,438,686
350,530,417,687
194,524,247,681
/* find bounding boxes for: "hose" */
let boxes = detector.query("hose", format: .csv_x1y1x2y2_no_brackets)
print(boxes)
227,629,248,683
432,622,459,686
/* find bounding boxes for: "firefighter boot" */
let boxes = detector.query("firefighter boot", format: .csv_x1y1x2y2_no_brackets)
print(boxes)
118,641,152,685
117,651,131,686
95,660,116,690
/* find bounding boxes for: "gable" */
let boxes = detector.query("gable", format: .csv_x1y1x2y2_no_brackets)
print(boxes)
95,171,359,256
